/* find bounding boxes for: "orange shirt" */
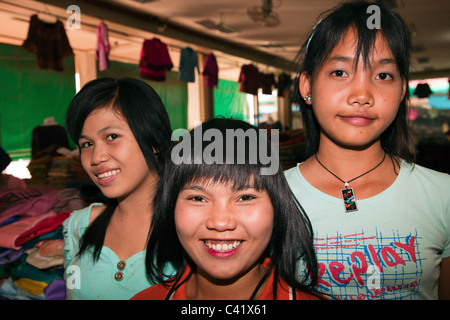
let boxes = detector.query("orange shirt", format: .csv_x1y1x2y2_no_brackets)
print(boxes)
131,265,321,300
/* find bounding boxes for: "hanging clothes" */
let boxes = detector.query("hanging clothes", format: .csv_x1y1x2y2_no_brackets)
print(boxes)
260,72,276,95
202,53,219,88
178,47,199,83
21,14,73,72
139,38,173,81
238,64,261,95
413,82,432,98
277,73,292,97
96,21,111,71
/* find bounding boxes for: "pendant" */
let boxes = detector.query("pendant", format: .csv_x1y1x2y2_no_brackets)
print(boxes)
341,187,358,212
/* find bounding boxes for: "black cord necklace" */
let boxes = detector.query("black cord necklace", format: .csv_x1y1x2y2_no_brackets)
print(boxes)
314,152,386,213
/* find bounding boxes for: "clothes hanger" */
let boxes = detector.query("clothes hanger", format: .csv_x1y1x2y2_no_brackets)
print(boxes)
37,4,58,24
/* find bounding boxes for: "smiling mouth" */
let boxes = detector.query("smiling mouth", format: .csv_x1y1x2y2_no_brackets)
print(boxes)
97,169,120,179
203,240,243,253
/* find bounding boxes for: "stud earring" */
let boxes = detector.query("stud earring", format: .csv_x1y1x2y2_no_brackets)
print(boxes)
304,96,311,102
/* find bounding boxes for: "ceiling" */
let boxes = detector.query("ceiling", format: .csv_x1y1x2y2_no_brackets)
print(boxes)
0,0,449,81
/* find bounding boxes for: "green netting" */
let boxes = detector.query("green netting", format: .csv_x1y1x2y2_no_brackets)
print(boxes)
0,43,75,160
213,78,248,121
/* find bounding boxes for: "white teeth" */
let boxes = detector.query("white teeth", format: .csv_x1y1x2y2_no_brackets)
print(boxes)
204,240,242,252
97,169,120,179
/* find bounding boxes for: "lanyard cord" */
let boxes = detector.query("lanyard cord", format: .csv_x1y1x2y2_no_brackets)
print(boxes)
314,152,387,188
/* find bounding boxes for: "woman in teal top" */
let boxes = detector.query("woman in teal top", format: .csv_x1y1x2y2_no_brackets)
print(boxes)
63,203,151,299
63,78,174,299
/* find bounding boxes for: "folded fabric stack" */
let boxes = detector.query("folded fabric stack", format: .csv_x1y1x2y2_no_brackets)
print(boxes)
68,157,90,182
47,156,72,186
27,145,91,186
0,186,88,300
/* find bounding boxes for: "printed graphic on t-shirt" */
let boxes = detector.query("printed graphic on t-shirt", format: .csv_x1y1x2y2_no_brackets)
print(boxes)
311,229,423,300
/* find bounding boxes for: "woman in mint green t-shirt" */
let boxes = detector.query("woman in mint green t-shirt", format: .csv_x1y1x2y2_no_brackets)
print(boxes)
287,1,450,300
63,77,174,299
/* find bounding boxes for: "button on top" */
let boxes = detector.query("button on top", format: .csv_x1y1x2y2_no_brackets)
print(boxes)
114,271,124,281
117,261,126,270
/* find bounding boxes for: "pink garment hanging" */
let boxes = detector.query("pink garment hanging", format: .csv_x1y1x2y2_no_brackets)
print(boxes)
202,53,218,87
139,38,173,81
0,210,57,250
96,21,110,71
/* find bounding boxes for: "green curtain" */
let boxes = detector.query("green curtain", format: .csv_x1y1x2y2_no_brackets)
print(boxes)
0,43,75,159
98,60,188,131
213,79,248,121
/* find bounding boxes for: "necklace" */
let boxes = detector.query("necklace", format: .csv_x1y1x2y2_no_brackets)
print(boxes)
314,152,386,213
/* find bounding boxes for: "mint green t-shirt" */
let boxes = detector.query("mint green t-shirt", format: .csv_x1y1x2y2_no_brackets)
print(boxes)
62,203,171,300
285,161,450,300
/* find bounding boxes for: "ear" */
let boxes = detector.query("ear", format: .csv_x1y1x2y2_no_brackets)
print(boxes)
401,77,407,100
299,72,312,104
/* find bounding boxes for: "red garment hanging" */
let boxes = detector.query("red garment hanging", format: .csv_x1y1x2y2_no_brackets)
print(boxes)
139,38,173,81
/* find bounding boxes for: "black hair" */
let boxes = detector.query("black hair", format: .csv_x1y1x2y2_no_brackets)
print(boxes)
294,0,414,161
145,117,321,299
65,77,172,261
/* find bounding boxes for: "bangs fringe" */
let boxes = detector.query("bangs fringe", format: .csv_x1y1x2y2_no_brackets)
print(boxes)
174,162,267,192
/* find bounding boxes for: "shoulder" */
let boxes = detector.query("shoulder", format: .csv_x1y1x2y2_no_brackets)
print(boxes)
284,164,301,182
130,283,170,300
399,161,450,219
89,203,107,223
402,161,450,190
62,203,102,266
63,203,105,237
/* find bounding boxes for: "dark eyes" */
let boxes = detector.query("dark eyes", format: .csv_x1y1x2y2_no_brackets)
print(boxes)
187,196,205,202
376,72,393,80
239,195,256,201
331,70,393,80
332,70,346,77
80,141,93,149
106,133,118,141
186,194,256,202
79,134,118,149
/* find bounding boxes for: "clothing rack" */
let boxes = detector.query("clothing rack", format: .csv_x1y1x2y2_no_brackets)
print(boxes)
0,1,286,75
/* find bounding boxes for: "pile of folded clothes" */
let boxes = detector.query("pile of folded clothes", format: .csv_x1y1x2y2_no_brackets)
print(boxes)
0,185,89,300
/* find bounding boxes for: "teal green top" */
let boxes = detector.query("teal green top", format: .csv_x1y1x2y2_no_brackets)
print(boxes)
62,203,171,300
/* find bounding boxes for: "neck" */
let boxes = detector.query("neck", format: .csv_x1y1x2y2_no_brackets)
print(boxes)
300,138,400,200
186,264,267,300
116,174,158,220
316,139,386,182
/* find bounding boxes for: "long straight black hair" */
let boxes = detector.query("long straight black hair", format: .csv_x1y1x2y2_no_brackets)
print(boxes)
294,0,414,161
146,118,321,299
65,77,172,261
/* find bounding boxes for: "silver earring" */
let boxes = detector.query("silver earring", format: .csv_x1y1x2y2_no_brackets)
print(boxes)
304,96,311,102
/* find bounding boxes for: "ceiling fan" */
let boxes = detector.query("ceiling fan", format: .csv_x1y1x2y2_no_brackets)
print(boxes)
195,12,238,34
247,0,280,27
